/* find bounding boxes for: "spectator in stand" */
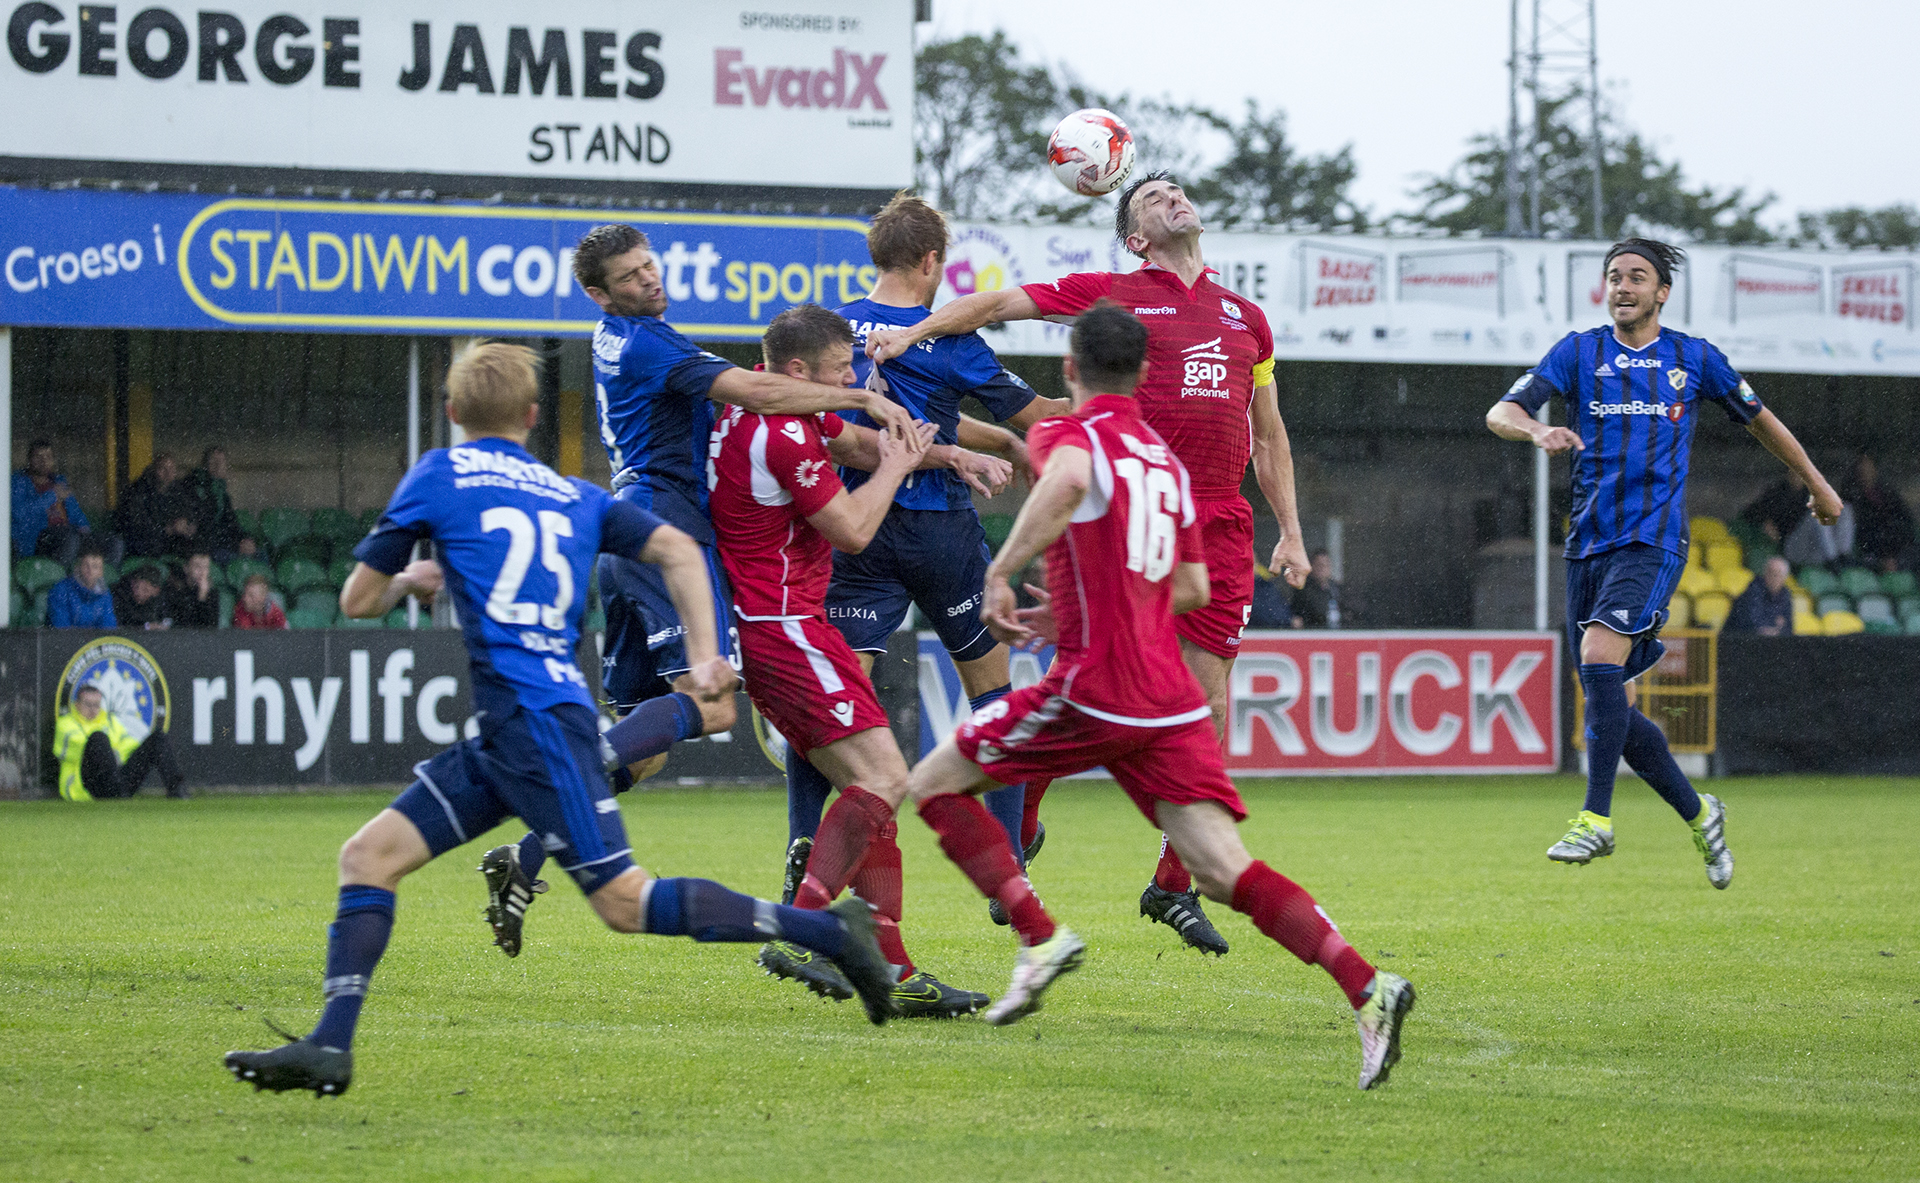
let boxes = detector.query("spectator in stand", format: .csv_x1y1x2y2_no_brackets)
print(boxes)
1742,470,1856,568
47,550,116,628
1844,452,1914,573
113,568,170,630
184,446,245,561
116,453,200,559
1724,555,1794,635
166,552,220,628
1248,563,1291,628
232,573,287,630
1290,549,1344,629
53,682,186,801
12,439,116,564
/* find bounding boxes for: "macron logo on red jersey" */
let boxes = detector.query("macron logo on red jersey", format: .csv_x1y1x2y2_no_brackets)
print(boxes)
1133,306,1177,315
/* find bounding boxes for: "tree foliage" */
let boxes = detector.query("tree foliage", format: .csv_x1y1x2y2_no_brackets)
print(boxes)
1790,205,1920,251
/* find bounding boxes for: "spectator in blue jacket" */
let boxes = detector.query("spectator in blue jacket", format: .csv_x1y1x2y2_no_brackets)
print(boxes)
12,439,114,564
47,550,117,628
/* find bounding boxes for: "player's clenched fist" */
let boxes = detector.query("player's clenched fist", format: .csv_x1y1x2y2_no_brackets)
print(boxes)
398,559,444,600
952,450,1014,497
864,327,914,365
1531,426,1585,456
684,656,739,702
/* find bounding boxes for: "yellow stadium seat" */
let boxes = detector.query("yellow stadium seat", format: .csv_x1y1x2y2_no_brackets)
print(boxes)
1666,593,1692,628
1687,541,1704,568
1790,589,1812,616
1691,516,1732,542
1793,610,1823,635
1678,567,1718,597
1693,591,1732,630
1717,568,1755,597
1821,610,1865,636
1705,542,1744,573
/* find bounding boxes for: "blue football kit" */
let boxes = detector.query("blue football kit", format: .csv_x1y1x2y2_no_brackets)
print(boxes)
591,313,740,709
357,437,663,894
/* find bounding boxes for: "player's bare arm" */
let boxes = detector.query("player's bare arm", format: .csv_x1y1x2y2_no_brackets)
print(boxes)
826,423,1012,496
1249,380,1310,590
1486,399,1584,455
806,422,934,553
339,559,443,620
708,367,915,440
1744,408,1842,525
866,288,1043,364
981,443,1092,645
1171,561,1212,616
638,522,736,703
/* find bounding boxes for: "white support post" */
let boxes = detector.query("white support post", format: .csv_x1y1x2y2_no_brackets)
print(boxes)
0,327,10,627
1534,403,1551,632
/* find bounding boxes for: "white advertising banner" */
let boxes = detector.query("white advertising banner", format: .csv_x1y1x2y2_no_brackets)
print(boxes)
944,222,1920,376
0,1,912,191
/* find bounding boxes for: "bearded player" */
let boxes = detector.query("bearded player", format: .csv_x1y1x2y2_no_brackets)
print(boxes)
867,172,1308,955
708,304,992,1018
1488,237,1841,884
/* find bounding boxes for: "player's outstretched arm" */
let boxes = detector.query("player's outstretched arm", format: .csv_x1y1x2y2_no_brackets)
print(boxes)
339,559,442,619
1250,381,1311,590
1487,399,1583,454
866,288,1043,364
708,367,918,440
980,444,1091,645
825,424,1011,495
638,523,726,684
807,422,935,553
1745,408,1843,525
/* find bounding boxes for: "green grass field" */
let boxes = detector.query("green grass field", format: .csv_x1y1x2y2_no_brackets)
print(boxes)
3,774,1916,1182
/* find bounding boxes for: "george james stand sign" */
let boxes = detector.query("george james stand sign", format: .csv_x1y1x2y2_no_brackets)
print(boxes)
0,2,912,197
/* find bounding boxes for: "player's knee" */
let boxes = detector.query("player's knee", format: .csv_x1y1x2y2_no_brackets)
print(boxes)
337,829,388,882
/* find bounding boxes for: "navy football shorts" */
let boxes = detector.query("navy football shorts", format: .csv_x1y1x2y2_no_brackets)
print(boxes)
826,506,997,664
391,702,635,895
597,544,737,713
1566,542,1685,680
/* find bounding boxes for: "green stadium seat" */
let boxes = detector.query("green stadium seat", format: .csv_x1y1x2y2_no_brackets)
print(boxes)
257,507,310,548
1907,614,1920,636
276,558,330,594
337,611,385,629
14,556,66,595
1864,619,1903,636
287,605,334,630
1839,567,1880,599
277,535,333,566
234,507,259,538
8,587,22,626
1796,567,1838,598
1899,596,1920,624
1881,570,1917,598
295,588,340,615
118,557,168,586
1815,593,1852,617
582,607,606,634
358,506,383,530
1725,516,1779,561
227,557,273,588
21,590,48,628
979,513,1015,550
383,607,410,629
310,506,359,541
328,556,357,586
218,590,235,628
1855,593,1896,625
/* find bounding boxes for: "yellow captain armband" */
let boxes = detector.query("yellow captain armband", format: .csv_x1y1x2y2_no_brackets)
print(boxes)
1251,357,1275,387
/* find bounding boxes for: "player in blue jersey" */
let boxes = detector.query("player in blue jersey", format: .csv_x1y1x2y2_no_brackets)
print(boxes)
222,346,899,1098
1488,238,1842,886
773,193,1071,934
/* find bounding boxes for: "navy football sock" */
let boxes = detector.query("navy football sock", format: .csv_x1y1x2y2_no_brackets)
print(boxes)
644,878,844,958
308,886,395,1052
1622,708,1703,820
786,755,835,845
969,686,1027,861
1579,664,1629,818
516,831,548,881
604,693,702,768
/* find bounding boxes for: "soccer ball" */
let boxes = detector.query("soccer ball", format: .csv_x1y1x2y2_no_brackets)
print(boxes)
1047,108,1136,197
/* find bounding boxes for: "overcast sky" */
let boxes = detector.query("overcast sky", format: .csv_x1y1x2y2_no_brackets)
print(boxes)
922,0,1919,226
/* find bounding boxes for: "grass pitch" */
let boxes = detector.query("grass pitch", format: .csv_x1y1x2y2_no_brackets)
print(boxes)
3,774,1915,1182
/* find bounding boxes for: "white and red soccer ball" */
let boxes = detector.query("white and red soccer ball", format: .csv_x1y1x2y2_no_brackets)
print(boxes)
1047,108,1136,197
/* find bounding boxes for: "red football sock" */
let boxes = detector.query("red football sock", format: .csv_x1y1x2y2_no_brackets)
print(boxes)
1020,780,1050,849
797,785,894,908
849,822,913,977
1230,860,1376,1009
1153,834,1193,892
917,792,1055,945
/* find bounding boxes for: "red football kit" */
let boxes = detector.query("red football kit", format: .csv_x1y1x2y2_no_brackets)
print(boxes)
952,394,1247,824
1022,265,1276,659
705,405,890,758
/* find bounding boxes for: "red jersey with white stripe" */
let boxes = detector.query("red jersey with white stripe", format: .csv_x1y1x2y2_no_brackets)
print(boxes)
705,405,847,619
1027,395,1210,726
1022,265,1275,499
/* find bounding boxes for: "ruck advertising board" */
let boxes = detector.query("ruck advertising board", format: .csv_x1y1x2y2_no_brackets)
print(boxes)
0,2,912,195
919,630,1560,776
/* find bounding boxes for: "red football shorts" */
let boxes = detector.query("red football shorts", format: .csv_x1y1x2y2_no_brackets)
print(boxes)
1175,495,1255,660
953,685,1248,823
736,615,890,760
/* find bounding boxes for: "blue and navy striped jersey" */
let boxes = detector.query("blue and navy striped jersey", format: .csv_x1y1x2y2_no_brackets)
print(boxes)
356,438,664,717
1504,326,1763,560
591,314,735,544
837,298,1036,511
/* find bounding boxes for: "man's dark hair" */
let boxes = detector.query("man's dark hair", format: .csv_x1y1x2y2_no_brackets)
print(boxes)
1114,170,1176,256
74,545,104,568
75,683,103,701
762,304,855,372
867,191,948,272
1311,549,1331,561
572,224,650,292
1070,301,1150,393
27,438,52,455
1603,237,1685,289
201,445,225,466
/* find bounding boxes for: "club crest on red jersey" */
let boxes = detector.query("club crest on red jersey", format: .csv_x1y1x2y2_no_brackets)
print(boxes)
793,458,828,488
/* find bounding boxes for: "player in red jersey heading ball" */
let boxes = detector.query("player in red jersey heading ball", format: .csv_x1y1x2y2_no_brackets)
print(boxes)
896,303,1413,1087
867,172,1310,956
